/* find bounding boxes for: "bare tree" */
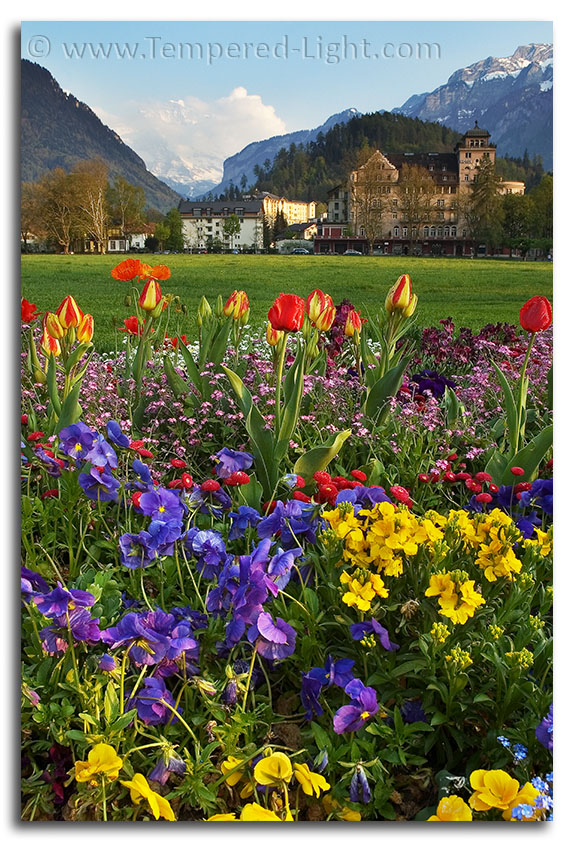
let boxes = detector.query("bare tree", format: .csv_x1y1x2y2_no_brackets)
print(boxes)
397,164,436,255
73,159,109,253
107,175,146,239
350,149,393,254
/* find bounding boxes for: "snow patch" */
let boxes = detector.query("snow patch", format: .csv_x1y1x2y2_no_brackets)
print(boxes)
540,80,553,92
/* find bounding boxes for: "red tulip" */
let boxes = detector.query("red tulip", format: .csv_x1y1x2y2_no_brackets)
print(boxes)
268,294,305,333
519,296,552,333
120,316,143,336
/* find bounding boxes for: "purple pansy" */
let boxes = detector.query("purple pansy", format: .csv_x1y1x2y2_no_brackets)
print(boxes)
308,656,356,689
214,447,254,479
536,704,553,752
106,420,131,449
350,618,399,652
333,679,379,734
247,611,297,660
78,465,121,502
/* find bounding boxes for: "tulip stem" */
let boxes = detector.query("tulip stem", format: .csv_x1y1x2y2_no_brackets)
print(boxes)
514,332,536,454
274,333,288,434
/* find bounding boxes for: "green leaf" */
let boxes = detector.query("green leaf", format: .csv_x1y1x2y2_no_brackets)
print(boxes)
239,477,263,510
222,365,276,498
163,354,190,398
178,338,205,394
64,343,91,374
104,682,119,724
364,356,410,421
430,712,449,726
46,355,62,416
484,448,509,485
293,429,351,481
55,382,83,433
443,386,463,427
492,360,518,453
499,424,553,484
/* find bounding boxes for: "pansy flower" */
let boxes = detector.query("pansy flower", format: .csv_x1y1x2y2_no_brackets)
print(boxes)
333,679,378,734
247,611,297,660
350,618,399,652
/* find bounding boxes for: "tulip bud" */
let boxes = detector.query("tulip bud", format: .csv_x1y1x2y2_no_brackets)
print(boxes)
239,306,250,327
344,309,364,337
139,279,162,312
57,295,83,329
149,297,166,319
77,313,94,344
44,312,64,340
198,296,212,320
223,290,249,320
301,314,313,340
266,321,284,347
214,295,224,317
315,302,336,332
40,328,61,357
385,274,412,313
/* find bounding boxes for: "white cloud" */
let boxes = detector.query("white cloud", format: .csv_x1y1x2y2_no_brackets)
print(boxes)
93,87,286,190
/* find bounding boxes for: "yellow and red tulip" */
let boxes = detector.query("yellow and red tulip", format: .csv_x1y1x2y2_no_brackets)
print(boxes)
266,321,284,347
57,295,83,329
344,309,365,337
139,279,162,312
385,274,413,313
306,289,333,324
40,328,61,357
43,312,65,340
315,302,336,332
77,313,94,344
224,290,250,320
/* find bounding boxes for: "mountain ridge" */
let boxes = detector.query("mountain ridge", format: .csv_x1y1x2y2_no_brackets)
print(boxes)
21,59,182,213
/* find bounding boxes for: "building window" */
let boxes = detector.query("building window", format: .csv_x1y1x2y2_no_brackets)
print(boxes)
464,175,469,182
402,227,408,238
442,176,447,181
430,227,436,238
193,208,201,217
109,241,116,250
452,227,457,237
392,213,398,219
423,227,429,237
393,226,399,237
437,199,445,207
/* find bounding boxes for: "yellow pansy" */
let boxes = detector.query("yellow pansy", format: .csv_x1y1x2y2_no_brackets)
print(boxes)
74,743,123,783
253,752,293,786
207,813,239,821
469,769,520,812
322,795,361,821
239,803,283,821
427,795,473,821
502,782,543,821
121,773,176,821
221,755,244,786
293,762,330,797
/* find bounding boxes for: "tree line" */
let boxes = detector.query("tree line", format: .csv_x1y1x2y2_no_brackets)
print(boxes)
21,158,184,254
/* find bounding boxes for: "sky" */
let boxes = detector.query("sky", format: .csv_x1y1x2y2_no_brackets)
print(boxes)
20,20,553,187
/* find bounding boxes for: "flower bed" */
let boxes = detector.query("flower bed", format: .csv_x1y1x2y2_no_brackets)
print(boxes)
21,264,553,822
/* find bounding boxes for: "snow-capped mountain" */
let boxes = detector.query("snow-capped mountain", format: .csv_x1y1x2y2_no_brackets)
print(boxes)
392,44,553,167
196,108,361,198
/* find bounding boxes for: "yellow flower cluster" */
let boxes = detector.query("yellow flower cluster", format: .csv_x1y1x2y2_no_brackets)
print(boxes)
430,622,451,645
524,527,553,557
488,624,504,640
323,501,443,578
444,645,473,670
339,569,388,611
506,648,535,670
425,571,485,625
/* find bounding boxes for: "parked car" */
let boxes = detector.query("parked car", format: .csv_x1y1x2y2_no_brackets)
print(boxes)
291,248,309,254
343,249,363,256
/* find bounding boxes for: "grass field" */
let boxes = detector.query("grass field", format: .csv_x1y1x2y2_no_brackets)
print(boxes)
21,254,553,351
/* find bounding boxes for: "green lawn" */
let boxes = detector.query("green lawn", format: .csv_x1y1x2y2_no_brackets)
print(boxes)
21,254,553,351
